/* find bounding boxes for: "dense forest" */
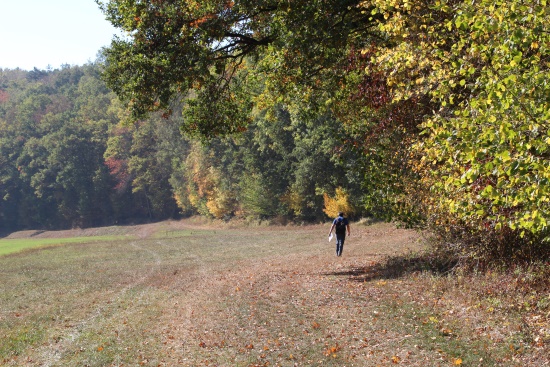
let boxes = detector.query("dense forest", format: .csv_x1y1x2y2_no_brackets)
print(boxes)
0,65,364,233
1,0,549,262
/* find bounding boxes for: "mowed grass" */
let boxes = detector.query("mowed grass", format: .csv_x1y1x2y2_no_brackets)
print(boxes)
0,220,548,366
0,236,132,256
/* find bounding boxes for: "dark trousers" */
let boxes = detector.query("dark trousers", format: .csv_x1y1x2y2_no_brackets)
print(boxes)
336,233,346,256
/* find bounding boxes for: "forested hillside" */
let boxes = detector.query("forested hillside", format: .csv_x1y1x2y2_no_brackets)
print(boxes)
0,65,363,233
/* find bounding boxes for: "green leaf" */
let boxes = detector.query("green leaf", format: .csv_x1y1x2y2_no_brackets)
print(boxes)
497,150,511,162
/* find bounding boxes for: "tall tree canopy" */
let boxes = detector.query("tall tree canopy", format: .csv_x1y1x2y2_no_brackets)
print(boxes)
97,0,427,226
99,0,550,261
97,0,380,135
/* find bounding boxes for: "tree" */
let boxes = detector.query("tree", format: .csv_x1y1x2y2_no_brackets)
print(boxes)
181,140,236,218
0,65,132,230
366,0,550,256
234,107,295,219
323,187,355,218
105,116,181,221
0,118,27,232
98,0,380,132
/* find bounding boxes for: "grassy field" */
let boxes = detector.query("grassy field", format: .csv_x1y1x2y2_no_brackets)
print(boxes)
0,236,133,256
0,220,548,366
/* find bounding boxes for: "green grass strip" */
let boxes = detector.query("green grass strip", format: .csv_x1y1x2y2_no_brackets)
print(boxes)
0,235,130,256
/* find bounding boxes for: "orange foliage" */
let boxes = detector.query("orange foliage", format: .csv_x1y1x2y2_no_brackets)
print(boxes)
323,343,341,357
189,13,217,28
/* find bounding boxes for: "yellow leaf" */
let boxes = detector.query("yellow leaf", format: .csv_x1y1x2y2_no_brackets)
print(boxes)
453,358,463,365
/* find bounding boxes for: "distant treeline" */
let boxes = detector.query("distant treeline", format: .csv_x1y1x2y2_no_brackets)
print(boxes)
0,65,365,232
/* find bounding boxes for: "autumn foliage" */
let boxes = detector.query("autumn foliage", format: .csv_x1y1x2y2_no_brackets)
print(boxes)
323,188,356,219
365,0,550,260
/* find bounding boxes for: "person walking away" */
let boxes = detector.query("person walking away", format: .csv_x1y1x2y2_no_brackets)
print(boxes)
328,212,350,257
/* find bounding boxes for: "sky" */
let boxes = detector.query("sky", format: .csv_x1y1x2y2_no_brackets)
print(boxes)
0,0,121,71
